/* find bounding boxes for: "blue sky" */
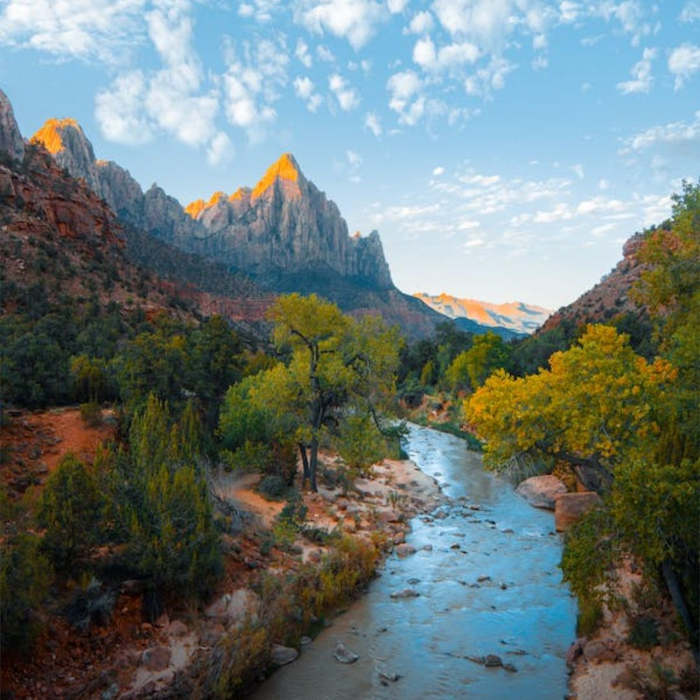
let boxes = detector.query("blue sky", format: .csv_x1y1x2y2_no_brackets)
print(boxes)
1,1,698,308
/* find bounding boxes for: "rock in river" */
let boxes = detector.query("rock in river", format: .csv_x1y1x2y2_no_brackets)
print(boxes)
390,588,420,599
334,642,359,664
516,475,567,510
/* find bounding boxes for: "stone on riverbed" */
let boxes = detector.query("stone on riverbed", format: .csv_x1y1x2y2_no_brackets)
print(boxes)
390,588,420,599
395,543,416,557
271,644,298,666
555,492,602,531
516,475,568,510
334,642,359,664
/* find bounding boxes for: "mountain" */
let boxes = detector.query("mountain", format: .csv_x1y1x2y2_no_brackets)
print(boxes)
0,90,272,337
29,117,443,337
539,233,647,333
414,292,552,337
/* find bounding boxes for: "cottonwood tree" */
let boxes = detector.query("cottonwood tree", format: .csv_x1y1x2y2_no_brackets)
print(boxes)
257,294,401,491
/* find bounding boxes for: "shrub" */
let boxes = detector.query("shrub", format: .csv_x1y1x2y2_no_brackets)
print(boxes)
79,401,102,427
627,615,660,650
0,532,52,652
37,453,102,572
258,475,289,501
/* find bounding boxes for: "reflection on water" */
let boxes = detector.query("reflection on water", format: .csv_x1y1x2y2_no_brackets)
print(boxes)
253,425,577,700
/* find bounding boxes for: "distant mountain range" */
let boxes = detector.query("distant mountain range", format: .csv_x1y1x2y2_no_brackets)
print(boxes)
414,293,552,337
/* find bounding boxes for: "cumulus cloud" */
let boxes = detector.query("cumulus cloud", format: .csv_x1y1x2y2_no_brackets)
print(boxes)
592,0,656,46
237,0,281,22
221,35,289,140
294,0,387,49
387,69,425,124
0,0,145,63
95,70,152,144
95,1,225,158
432,166,445,176
617,47,656,94
329,73,360,110
406,10,434,34
413,35,479,72
464,56,515,96
679,1,700,22
668,43,700,90
294,75,322,111
387,0,408,13
364,111,382,136
620,111,700,155
206,131,234,165
295,38,312,67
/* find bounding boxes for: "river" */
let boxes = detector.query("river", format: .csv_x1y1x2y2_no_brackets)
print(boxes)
253,424,577,699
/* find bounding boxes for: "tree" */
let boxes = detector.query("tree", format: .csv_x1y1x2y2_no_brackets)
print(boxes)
467,324,673,488
37,454,102,572
460,331,511,389
265,294,400,491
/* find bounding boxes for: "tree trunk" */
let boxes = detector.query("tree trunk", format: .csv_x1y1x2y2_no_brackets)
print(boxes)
298,443,310,486
309,436,319,492
661,559,699,665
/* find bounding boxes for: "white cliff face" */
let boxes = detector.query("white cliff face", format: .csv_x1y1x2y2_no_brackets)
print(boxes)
0,89,25,163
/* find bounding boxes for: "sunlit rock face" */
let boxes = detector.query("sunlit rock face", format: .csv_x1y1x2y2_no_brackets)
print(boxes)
0,89,24,163
29,116,442,336
183,153,394,289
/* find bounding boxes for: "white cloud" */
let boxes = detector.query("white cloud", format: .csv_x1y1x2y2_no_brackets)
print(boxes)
387,0,408,13
680,1,700,22
95,70,152,144
464,56,515,96
598,178,610,190
237,0,281,22
294,75,322,111
532,55,548,70
464,237,484,247
387,69,425,124
329,73,360,110
0,0,145,64
668,43,700,90
534,203,573,224
591,222,616,237
316,44,335,62
406,10,434,34
365,111,382,136
222,36,289,141
571,163,584,179
206,131,234,165
413,35,480,72
620,111,700,154
559,1,580,23
593,0,655,46
295,38,312,67
617,47,656,94
432,166,445,176
95,1,222,157
346,148,362,166
294,0,387,49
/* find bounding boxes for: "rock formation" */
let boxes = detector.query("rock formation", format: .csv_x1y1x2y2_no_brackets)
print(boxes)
29,114,443,336
0,89,25,163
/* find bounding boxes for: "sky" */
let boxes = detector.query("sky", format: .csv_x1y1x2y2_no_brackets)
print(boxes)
1,1,698,309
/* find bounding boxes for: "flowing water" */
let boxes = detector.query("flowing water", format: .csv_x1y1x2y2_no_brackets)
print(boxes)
253,424,577,700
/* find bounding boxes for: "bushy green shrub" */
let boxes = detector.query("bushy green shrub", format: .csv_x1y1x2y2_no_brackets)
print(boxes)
37,453,102,572
627,615,660,650
79,401,102,427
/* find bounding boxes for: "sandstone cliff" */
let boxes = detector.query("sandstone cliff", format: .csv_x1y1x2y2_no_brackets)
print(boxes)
28,113,442,336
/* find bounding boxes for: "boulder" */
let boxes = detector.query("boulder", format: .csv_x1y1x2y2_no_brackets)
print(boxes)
484,654,503,668
516,475,568,510
270,644,298,666
141,646,171,672
334,642,359,664
390,588,420,599
395,543,416,557
555,492,602,531
566,637,587,668
204,588,260,625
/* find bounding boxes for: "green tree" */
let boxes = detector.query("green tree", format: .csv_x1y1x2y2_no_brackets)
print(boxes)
265,294,400,491
461,331,511,388
37,454,102,572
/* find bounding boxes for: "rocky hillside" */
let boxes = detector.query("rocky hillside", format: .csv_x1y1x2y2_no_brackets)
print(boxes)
0,89,271,333
29,115,443,337
540,233,648,333
414,292,552,337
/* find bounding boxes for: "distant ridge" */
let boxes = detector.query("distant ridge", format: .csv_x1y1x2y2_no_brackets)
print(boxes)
414,292,552,336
